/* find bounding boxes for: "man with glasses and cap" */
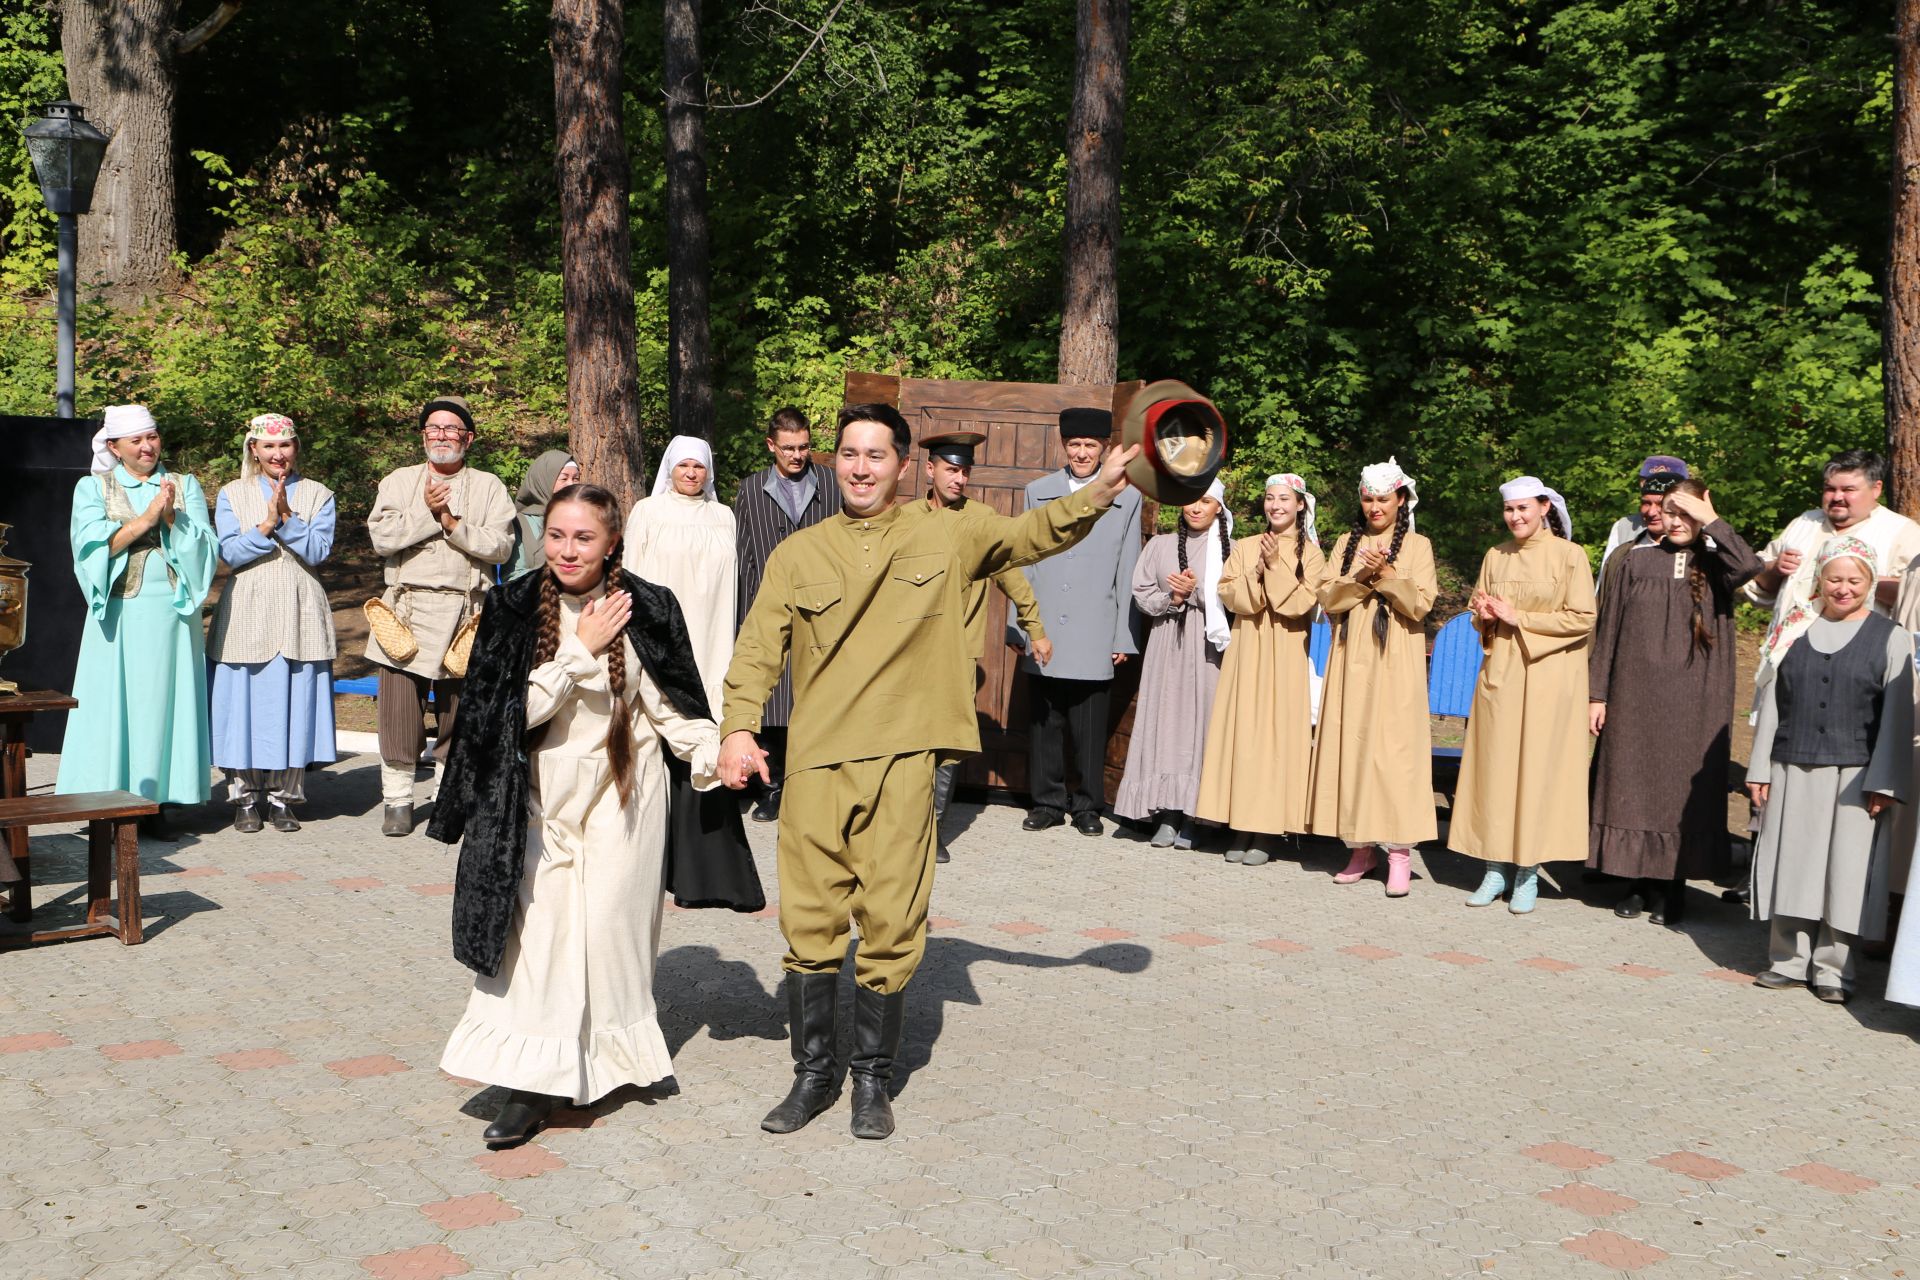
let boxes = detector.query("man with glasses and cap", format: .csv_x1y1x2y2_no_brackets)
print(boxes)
365,396,515,835
920,430,1051,863
1012,407,1144,837
58,404,218,841
1597,455,1687,587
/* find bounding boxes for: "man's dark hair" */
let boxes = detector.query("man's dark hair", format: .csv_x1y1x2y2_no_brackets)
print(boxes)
1825,449,1887,487
835,403,912,458
767,406,810,438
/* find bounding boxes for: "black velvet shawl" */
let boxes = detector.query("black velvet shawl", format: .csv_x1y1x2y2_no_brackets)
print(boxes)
429,568,763,978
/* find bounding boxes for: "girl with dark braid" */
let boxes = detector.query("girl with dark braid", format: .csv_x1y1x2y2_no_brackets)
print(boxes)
1307,458,1440,895
1196,474,1326,863
438,484,727,1148
1448,477,1596,913
1115,480,1234,848
1587,477,1761,924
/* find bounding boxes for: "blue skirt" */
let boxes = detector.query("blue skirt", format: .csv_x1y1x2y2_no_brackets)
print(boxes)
210,656,337,771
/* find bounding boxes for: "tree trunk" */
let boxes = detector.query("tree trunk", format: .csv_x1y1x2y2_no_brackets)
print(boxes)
551,0,646,512
1891,0,1920,515
1057,0,1128,387
664,0,714,441
59,0,182,305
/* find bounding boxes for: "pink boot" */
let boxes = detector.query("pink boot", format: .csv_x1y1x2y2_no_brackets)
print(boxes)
1333,846,1378,884
1385,846,1412,897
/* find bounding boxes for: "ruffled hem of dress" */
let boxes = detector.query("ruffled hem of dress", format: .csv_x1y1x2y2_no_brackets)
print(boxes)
1586,824,1728,880
440,1014,676,1107
1113,773,1204,821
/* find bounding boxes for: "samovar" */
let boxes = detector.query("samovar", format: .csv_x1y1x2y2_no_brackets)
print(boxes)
0,523,28,696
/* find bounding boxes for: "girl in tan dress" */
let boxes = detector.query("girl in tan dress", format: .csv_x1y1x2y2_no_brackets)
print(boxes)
1308,458,1440,896
1195,474,1326,864
1448,477,1597,913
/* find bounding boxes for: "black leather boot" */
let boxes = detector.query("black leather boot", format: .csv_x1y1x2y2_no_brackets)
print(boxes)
233,799,264,834
848,986,906,1140
760,972,840,1134
483,1089,558,1148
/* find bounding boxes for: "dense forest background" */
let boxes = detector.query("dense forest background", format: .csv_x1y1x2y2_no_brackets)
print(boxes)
0,1,1895,572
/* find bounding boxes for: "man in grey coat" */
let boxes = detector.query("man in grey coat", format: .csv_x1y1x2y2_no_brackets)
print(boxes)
1010,407,1143,836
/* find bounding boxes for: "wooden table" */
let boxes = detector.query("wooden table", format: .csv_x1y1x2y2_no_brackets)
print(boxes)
0,790,153,948
1,689,78,922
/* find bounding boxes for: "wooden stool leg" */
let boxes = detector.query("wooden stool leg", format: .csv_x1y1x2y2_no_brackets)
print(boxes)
85,819,111,925
114,819,142,945
5,825,28,923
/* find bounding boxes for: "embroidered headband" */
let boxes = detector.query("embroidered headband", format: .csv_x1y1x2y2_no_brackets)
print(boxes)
1265,472,1320,546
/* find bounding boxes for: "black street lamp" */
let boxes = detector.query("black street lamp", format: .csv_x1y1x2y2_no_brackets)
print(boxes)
23,101,110,420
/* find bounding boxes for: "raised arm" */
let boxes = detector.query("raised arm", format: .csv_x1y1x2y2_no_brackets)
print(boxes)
163,474,219,613
366,469,440,557
1266,535,1327,620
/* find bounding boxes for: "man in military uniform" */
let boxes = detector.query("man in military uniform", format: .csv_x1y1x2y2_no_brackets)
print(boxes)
1013,408,1145,836
921,431,1051,864
718,404,1137,1140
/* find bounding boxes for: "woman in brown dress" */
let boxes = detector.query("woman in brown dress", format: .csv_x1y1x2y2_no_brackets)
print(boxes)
1587,479,1761,924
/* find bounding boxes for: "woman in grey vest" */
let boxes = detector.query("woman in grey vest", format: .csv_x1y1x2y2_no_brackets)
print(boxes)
207,414,338,832
1747,535,1914,1002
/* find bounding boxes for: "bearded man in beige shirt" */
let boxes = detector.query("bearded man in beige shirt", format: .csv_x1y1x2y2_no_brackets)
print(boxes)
365,396,515,834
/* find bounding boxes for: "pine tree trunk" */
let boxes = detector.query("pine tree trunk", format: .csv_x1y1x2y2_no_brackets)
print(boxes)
1057,0,1128,387
59,0,182,305
663,0,714,441
551,0,646,512
1891,0,1920,515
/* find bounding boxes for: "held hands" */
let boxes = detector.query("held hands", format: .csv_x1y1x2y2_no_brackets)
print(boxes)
424,476,452,518
1470,590,1517,626
1166,568,1198,606
257,477,291,537
1358,545,1395,582
718,730,771,790
1589,701,1607,737
1259,531,1280,568
575,590,632,656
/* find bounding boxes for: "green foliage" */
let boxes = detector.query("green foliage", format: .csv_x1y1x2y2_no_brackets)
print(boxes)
0,0,1897,576
0,7,65,289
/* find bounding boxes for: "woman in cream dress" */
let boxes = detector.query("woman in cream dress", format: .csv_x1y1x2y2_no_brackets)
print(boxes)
623,434,737,705
436,484,724,1148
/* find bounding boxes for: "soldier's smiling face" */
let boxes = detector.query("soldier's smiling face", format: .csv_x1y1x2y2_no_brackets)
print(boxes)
836,420,907,518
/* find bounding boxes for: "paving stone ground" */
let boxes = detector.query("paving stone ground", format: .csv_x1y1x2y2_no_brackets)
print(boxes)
4,750,1919,1279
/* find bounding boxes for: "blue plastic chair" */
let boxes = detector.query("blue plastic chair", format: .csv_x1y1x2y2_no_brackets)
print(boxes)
1427,612,1484,792
1309,616,1331,678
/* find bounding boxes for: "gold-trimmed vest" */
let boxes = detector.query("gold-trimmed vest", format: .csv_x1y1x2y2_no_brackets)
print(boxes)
101,470,178,598
207,476,338,665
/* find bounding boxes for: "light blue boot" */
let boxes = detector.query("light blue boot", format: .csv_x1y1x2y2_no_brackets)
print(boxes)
1465,863,1507,907
1509,866,1540,914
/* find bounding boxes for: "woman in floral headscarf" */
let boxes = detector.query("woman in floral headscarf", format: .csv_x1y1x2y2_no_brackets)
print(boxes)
1746,536,1913,1004
1307,458,1440,896
206,414,338,832
1194,474,1326,863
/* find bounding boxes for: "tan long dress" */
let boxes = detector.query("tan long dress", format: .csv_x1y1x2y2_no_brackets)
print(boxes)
1307,530,1440,846
1195,532,1326,834
1447,534,1596,866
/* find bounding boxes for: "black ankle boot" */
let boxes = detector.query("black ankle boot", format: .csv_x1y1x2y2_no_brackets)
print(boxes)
848,986,906,1140
761,973,841,1134
483,1089,558,1148
1650,874,1688,926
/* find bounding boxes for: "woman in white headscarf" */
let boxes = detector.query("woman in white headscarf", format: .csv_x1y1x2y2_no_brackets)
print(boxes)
622,435,737,708
1308,458,1440,895
1446,476,1596,913
1194,474,1326,863
1114,479,1232,848
56,404,218,838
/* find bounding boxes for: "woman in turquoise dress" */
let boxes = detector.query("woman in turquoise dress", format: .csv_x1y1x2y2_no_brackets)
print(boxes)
56,404,217,839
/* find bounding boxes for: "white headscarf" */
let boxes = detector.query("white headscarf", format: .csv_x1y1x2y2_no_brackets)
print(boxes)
90,404,157,476
1265,473,1319,546
651,434,717,500
1194,478,1234,653
1499,475,1573,541
1359,456,1418,531
239,413,298,483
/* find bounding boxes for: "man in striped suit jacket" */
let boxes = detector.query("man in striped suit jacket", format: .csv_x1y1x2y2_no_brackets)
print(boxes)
734,407,838,820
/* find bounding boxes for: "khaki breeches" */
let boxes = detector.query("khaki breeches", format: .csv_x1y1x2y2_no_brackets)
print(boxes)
777,751,938,994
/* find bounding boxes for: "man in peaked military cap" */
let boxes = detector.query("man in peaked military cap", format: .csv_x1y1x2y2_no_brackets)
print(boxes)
920,431,1051,864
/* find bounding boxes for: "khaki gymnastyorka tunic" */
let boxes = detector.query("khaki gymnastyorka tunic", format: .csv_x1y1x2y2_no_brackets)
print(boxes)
1195,532,1326,835
1307,530,1440,847
1447,533,1597,866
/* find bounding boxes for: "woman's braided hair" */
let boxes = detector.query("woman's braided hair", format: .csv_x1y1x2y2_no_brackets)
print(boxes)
1337,487,1411,648
1267,486,1308,582
1174,500,1232,603
1544,503,1566,539
529,482,636,806
1670,477,1715,656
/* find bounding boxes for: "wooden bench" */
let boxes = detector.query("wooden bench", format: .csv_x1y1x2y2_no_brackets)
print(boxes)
0,791,154,949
